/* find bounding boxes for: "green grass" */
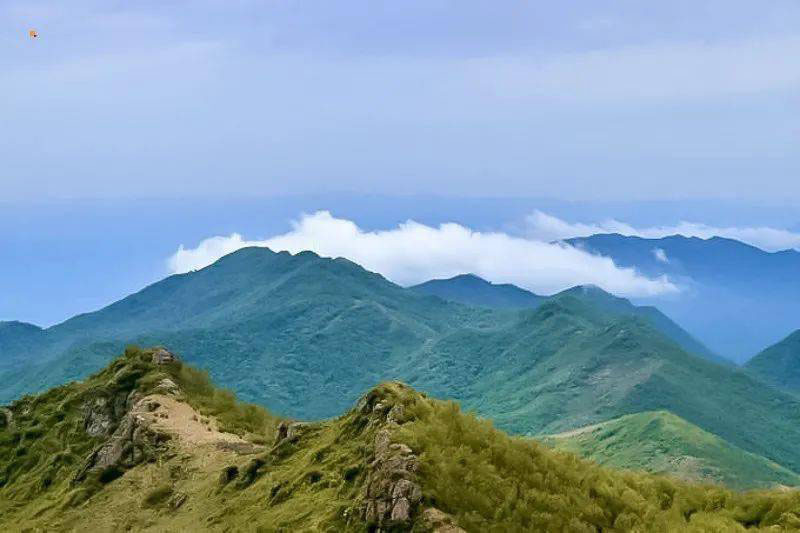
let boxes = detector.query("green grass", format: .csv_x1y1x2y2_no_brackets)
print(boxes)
2,353,800,531
542,411,800,490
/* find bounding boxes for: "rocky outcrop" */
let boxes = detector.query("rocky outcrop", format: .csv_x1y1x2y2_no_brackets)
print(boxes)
360,385,424,532
74,395,171,484
81,391,130,437
151,348,178,365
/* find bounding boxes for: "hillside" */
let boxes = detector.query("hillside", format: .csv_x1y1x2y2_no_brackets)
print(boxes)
0,321,45,370
567,233,800,362
746,330,800,393
543,411,800,490
412,277,722,365
550,285,724,365
399,296,800,475
0,247,495,416
410,274,545,309
3,248,800,480
2,349,799,532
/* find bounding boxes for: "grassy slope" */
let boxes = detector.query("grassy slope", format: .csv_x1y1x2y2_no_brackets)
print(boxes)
399,296,800,476
746,330,800,393
542,411,800,490
2,351,799,532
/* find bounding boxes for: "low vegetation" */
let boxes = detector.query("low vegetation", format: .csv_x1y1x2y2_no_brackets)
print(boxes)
1,349,799,531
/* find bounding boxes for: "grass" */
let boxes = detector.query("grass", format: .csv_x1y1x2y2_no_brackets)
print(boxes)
1,351,800,531
542,411,800,490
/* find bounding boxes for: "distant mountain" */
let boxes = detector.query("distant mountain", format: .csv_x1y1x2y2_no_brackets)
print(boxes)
567,233,800,363
413,276,722,365
4,348,796,531
3,247,800,476
411,274,545,309
746,330,800,393
550,285,725,365
543,410,800,490
0,321,44,370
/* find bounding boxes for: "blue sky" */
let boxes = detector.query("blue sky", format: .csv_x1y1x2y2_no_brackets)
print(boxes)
2,2,800,325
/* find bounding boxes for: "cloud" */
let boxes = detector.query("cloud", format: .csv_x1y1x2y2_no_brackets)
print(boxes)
168,211,677,298
525,211,800,252
652,248,669,263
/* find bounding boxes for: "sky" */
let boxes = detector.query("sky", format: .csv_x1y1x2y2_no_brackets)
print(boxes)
2,2,800,326
2,0,800,201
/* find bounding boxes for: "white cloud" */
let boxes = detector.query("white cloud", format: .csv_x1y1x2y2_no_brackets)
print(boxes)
652,248,669,263
525,210,800,252
168,211,677,298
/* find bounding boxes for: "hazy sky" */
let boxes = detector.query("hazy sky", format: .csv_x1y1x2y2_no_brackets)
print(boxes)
3,1,800,202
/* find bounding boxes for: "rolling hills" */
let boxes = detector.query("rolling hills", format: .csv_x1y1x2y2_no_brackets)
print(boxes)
543,411,800,490
2,247,800,480
2,348,799,532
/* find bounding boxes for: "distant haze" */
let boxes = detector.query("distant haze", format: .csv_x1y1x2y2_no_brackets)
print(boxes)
2,1,800,201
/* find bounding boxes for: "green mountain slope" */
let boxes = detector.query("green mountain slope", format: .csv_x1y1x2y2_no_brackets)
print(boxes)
552,285,726,365
412,277,722,365
2,349,799,532
0,321,45,370
543,411,800,490
746,330,800,393
398,295,800,474
3,247,800,479
411,273,545,309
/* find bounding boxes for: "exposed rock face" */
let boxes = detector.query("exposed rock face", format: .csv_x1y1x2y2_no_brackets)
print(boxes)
151,348,177,365
82,391,130,437
360,385,424,532
74,395,171,484
274,421,308,445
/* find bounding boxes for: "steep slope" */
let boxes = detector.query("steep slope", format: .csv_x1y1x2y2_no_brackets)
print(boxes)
2,350,799,532
543,411,800,490
746,330,800,393
411,274,545,309
567,233,800,362
550,285,725,365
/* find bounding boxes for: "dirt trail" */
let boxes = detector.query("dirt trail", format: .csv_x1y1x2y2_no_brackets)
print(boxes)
133,394,261,453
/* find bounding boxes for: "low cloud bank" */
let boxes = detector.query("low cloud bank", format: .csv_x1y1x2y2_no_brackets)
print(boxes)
526,211,800,252
168,211,676,298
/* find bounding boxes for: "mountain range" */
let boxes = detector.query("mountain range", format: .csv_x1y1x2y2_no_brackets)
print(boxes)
567,233,800,363
2,246,800,488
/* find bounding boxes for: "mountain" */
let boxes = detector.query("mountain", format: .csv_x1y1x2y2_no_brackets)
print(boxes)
413,276,721,364
550,285,725,365
543,411,800,490
0,321,44,370
746,330,800,393
4,247,800,478
411,273,545,309
566,233,800,363
0,247,491,416
2,348,799,531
